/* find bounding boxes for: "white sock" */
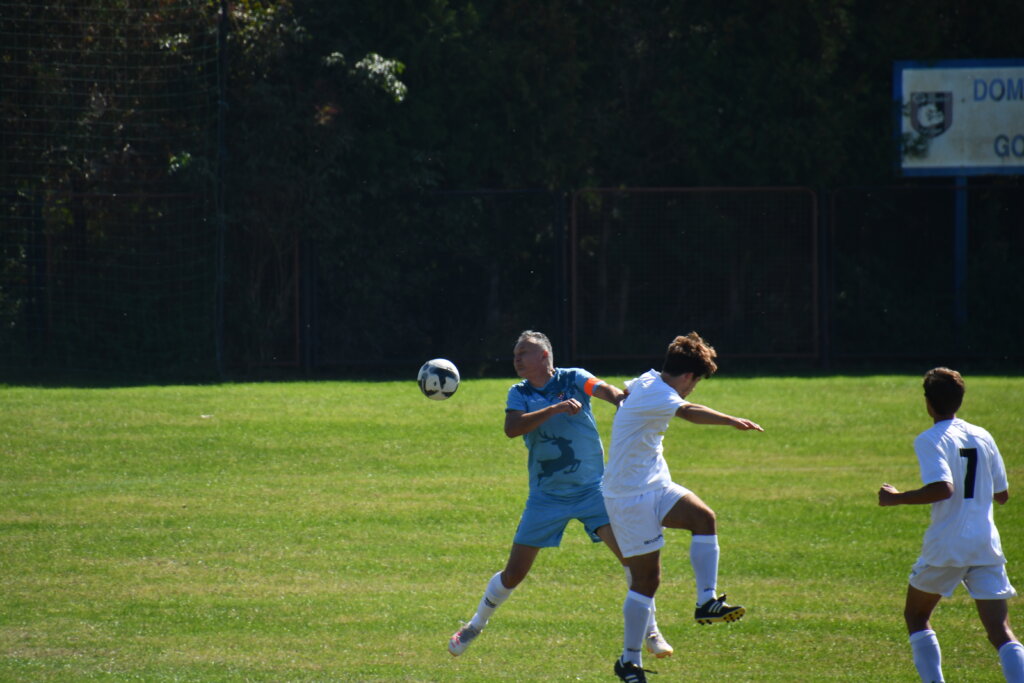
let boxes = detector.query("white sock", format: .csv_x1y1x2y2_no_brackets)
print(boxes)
909,629,944,683
622,590,653,667
999,641,1024,683
690,534,719,605
623,566,660,636
469,571,513,631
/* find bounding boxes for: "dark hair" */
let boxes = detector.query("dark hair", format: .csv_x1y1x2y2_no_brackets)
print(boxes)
923,367,964,416
662,332,718,378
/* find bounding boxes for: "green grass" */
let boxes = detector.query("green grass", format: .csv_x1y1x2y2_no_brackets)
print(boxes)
1,375,1022,681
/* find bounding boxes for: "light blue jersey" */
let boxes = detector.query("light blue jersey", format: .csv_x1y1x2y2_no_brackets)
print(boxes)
506,368,606,499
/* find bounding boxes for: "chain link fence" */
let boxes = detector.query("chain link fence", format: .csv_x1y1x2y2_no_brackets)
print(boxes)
569,188,819,365
2,4,1021,380
827,183,1024,362
1,1,220,381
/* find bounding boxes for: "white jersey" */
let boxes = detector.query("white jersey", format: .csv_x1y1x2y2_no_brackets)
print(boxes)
603,370,687,498
915,418,1009,567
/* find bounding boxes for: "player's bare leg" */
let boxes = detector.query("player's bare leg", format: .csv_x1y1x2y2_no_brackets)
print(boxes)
904,585,944,682
976,599,1024,681
904,584,942,634
500,543,540,588
662,493,744,624
661,492,716,535
976,598,1014,649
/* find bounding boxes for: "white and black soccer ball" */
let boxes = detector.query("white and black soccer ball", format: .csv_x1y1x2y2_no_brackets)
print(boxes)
417,358,460,400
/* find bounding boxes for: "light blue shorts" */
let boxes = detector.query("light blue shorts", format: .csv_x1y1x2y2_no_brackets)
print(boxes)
513,487,611,548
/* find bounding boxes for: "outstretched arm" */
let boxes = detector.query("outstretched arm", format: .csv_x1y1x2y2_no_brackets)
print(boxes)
675,403,764,431
878,481,954,506
591,381,626,407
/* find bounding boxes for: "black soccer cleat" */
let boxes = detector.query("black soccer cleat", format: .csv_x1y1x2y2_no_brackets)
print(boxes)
694,594,746,625
614,657,656,682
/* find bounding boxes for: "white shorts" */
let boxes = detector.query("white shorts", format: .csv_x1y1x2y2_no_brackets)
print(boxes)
604,482,691,558
909,559,1017,599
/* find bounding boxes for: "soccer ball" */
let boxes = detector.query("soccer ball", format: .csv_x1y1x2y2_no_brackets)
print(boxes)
417,358,460,400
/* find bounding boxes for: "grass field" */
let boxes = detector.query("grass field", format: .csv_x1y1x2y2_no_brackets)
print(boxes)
1,374,1022,681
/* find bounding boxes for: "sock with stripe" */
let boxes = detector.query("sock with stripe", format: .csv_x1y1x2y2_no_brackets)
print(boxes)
690,534,719,605
624,566,660,636
622,590,653,667
468,571,513,631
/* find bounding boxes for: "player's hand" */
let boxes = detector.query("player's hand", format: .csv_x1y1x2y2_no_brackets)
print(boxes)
557,398,582,416
734,418,764,432
878,483,900,506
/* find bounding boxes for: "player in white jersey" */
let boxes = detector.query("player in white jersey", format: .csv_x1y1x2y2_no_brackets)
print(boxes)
879,367,1024,683
603,332,763,683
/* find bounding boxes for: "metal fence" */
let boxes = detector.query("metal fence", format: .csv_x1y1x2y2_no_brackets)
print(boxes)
288,182,1022,376
569,188,819,364
3,4,1022,381
301,190,569,376
3,181,1022,381
826,183,1024,362
0,1,221,382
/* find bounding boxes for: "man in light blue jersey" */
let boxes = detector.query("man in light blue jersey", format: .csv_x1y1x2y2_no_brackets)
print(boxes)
879,367,1024,683
448,330,673,660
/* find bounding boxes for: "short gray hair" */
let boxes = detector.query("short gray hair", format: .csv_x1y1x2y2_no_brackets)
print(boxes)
516,330,553,363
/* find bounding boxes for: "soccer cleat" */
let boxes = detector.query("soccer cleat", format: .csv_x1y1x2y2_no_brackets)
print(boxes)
614,657,656,682
448,623,480,656
645,631,673,658
694,594,745,625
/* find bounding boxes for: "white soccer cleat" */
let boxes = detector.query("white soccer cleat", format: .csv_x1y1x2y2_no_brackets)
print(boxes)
645,630,674,658
448,623,481,656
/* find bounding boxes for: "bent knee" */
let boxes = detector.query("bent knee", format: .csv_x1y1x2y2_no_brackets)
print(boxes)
628,564,661,595
692,507,716,535
984,624,1016,650
501,568,528,589
631,575,660,596
903,608,932,633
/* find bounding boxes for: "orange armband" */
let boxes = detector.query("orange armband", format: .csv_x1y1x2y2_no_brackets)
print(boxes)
584,377,604,396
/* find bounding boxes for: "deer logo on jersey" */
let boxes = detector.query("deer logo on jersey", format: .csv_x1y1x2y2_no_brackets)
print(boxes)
535,431,581,483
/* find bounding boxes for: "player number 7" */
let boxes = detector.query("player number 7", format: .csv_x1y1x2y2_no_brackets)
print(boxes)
959,448,977,499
